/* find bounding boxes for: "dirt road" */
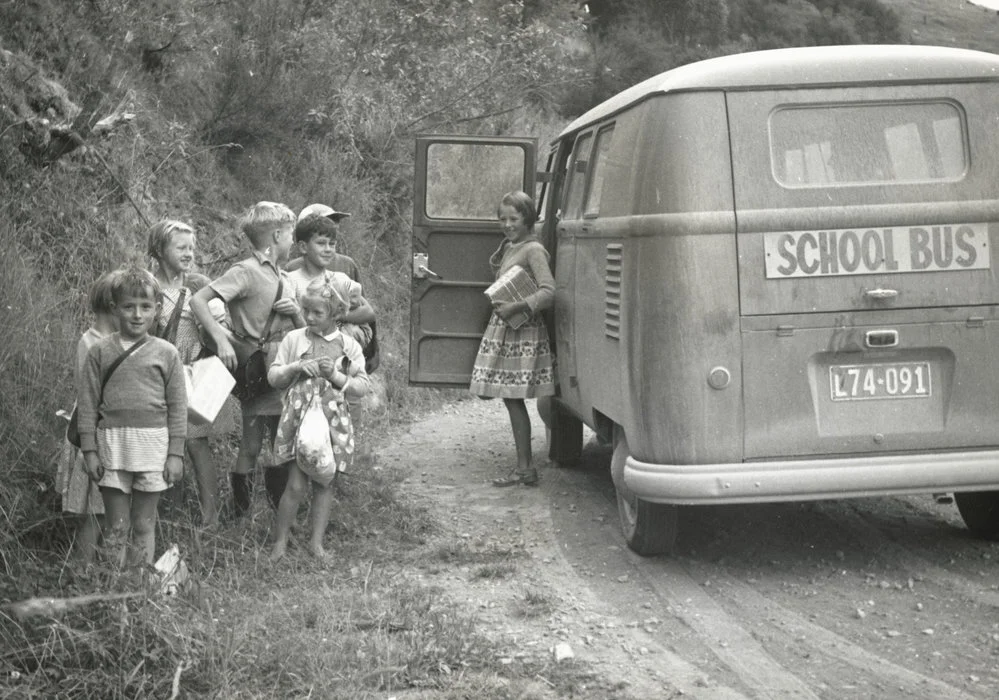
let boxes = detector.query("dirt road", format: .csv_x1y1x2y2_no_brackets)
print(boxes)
377,397,999,698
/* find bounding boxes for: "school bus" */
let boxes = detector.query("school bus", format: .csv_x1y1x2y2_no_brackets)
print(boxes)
410,45,999,555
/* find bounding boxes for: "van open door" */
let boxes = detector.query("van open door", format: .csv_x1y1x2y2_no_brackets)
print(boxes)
410,136,537,386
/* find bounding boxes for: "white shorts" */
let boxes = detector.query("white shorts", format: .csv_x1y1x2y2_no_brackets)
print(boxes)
99,469,169,494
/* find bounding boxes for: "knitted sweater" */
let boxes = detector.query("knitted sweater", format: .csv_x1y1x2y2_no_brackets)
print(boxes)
77,334,188,456
489,236,555,314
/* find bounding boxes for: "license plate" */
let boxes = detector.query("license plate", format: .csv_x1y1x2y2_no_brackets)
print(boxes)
829,362,931,401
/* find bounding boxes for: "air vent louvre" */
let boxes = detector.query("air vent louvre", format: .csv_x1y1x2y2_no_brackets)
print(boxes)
605,243,622,339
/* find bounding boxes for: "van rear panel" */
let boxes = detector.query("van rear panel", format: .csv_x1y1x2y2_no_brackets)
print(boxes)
730,83,999,460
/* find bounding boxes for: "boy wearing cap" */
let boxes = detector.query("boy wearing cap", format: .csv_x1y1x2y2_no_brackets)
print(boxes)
287,213,375,349
286,204,362,283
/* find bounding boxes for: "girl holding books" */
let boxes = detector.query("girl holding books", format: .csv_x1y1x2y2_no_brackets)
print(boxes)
470,190,556,487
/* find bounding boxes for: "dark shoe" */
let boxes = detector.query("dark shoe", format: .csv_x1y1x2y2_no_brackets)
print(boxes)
491,468,539,488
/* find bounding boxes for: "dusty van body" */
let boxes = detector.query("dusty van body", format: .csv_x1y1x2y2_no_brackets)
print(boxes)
411,45,999,554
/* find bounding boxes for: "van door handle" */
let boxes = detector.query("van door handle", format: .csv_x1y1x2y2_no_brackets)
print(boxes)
413,253,443,280
865,288,898,300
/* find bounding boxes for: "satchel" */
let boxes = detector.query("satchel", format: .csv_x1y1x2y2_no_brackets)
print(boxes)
231,279,283,403
66,408,82,448
230,335,272,403
65,338,148,448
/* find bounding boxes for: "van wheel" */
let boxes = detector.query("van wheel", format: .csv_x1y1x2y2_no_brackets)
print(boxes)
611,427,678,556
545,398,583,468
955,491,999,540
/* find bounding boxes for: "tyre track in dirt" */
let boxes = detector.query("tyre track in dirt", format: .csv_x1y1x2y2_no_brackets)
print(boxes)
386,399,999,697
543,438,997,698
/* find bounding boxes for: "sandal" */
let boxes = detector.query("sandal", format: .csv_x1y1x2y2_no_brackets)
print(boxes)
491,468,539,488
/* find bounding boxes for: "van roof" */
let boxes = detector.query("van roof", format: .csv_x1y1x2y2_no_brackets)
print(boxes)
559,45,999,139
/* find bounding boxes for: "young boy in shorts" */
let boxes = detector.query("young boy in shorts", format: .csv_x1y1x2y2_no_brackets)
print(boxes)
190,201,304,517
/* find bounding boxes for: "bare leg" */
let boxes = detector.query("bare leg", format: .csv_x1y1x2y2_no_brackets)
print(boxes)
309,483,335,559
129,491,161,566
101,487,131,568
270,462,307,561
503,398,533,473
186,437,219,527
72,514,102,566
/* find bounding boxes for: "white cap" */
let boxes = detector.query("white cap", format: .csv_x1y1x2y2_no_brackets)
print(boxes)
297,203,351,223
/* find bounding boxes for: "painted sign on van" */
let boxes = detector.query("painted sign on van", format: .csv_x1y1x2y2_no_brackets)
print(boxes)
764,224,990,278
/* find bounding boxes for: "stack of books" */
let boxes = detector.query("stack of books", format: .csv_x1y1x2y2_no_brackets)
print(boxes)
484,265,538,329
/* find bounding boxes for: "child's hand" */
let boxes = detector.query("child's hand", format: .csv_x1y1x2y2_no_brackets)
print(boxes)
299,359,322,377
273,298,300,317
83,451,104,482
340,355,359,377
163,455,184,487
493,300,526,322
317,356,337,378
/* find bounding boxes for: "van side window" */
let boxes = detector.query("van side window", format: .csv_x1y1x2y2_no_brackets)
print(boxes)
537,148,556,227
562,132,594,220
584,125,615,217
770,102,966,187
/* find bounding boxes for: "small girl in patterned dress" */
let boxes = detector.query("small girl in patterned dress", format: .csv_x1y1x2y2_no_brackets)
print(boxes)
469,191,556,487
267,272,371,561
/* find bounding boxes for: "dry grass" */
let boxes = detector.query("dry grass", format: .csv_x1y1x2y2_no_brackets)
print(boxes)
880,0,999,50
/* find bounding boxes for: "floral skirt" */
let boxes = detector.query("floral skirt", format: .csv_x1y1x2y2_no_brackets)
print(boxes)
273,377,355,478
469,313,556,399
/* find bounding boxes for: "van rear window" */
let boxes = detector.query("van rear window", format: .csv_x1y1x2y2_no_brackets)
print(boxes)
770,102,966,187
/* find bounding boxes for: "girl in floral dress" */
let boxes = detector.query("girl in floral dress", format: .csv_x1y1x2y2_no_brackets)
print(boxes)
469,191,556,487
267,272,371,560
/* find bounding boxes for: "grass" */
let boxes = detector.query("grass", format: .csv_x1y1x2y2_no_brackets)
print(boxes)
0,441,590,698
511,588,559,620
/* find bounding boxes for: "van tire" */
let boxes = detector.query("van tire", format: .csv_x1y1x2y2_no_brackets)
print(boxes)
546,399,583,468
611,427,678,556
955,491,999,540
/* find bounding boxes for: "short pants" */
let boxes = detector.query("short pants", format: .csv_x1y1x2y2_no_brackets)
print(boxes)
98,469,169,494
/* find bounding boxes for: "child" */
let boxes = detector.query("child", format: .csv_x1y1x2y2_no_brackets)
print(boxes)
267,273,371,560
148,219,229,527
78,267,187,566
55,271,117,568
288,203,361,280
190,202,304,517
469,191,556,487
286,209,375,351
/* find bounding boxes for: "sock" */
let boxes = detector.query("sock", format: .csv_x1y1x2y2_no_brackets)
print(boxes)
264,463,291,510
231,473,253,517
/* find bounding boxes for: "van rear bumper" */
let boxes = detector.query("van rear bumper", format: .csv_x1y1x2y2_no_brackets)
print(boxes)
624,449,999,505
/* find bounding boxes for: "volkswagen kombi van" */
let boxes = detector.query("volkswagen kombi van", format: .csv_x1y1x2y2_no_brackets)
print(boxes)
410,45,999,554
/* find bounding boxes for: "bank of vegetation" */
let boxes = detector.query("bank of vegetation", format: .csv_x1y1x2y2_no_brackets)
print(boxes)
0,0,992,696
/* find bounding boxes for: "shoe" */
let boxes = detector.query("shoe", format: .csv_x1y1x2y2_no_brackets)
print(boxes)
491,468,539,488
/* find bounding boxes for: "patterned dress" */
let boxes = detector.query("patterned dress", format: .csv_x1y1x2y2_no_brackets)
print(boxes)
469,237,556,399
272,334,356,485
56,327,106,515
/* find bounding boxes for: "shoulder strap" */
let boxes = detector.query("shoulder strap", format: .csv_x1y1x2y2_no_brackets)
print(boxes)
160,288,187,345
259,278,284,347
101,337,148,396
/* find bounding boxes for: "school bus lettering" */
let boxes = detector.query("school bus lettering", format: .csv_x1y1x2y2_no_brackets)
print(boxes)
764,223,989,278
